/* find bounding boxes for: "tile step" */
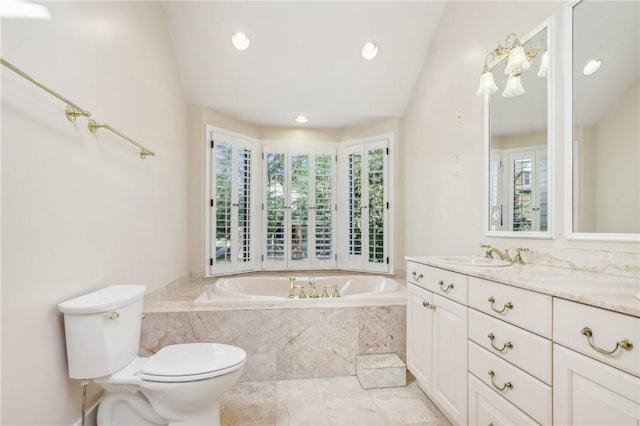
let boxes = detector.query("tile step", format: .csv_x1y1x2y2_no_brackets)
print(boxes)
356,353,406,389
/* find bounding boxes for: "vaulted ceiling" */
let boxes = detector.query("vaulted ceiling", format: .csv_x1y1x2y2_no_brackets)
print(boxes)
161,1,446,128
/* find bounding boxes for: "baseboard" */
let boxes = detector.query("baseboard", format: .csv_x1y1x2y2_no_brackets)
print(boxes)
71,400,99,426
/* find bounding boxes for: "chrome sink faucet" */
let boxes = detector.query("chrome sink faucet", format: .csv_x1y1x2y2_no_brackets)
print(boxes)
481,244,513,262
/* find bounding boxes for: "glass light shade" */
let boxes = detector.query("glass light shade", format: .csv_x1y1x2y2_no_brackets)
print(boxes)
504,45,531,75
476,71,498,96
537,50,549,77
502,74,525,97
232,31,250,50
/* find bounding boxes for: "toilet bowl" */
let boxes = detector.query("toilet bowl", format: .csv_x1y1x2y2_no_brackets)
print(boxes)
96,343,246,425
58,285,246,426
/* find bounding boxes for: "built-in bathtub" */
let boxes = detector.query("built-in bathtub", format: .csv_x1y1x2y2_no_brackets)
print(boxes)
140,274,407,381
193,275,405,307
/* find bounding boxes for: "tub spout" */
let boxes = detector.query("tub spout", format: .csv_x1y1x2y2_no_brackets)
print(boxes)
288,277,296,299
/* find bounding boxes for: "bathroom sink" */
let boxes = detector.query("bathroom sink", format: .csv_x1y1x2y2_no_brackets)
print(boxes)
439,256,511,267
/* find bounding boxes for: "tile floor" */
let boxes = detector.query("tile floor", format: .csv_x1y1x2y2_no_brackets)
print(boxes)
221,374,452,426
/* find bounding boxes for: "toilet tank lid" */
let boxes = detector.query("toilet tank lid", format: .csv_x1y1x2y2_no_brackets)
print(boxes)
58,285,146,314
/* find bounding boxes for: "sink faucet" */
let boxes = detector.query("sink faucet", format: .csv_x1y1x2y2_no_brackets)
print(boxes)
308,281,319,298
481,244,513,262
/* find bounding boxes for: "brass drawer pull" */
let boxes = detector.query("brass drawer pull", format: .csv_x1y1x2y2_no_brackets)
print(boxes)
580,327,634,355
488,370,513,391
412,271,424,282
422,301,429,308
488,333,513,352
488,296,513,314
438,280,454,293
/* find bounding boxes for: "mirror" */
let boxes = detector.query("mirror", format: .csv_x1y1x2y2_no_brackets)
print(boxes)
485,21,553,237
570,0,639,240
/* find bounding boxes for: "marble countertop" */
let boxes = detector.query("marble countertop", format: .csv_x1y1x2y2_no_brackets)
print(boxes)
406,256,640,317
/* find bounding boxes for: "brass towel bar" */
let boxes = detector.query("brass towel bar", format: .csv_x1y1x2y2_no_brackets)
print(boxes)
1,57,155,159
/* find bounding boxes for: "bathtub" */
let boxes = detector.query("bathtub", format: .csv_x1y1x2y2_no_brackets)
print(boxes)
193,274,406,308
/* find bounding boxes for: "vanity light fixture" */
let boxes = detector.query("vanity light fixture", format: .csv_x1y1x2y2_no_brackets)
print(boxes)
294,115,309,124
232,31,250,51
537,49,549,77
476,33,547,97
583,59,602,76
502,74,525,97
476,53,499,96
361,42,379,60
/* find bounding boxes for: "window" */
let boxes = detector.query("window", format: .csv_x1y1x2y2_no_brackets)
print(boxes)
263,144,336,270
205,127,259,275
342,137,390,273
205,127,393,276
508,148,548,232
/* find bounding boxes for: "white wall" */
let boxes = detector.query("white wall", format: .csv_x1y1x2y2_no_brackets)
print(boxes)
402,1,639,257
1,2,188,424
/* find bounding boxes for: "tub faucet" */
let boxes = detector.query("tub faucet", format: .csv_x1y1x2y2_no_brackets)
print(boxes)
309,281,319,298
288,277,296,299
481,244,513,262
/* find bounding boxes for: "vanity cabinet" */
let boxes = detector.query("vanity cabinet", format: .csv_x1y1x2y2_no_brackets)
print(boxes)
406,257,639,426
553,299,640,425
467,277,552,425
407,262,468,425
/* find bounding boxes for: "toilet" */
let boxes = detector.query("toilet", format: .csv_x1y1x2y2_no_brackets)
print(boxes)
58,285,246,426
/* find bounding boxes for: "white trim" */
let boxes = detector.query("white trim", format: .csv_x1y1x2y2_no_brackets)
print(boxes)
562,1,639,242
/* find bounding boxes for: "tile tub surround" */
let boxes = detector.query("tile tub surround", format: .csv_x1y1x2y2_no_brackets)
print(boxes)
140,305,406,381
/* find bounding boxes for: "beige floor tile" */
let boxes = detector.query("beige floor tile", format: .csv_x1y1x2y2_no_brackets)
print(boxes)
276,399,331,426
319,376,369,399
325,396,385,426
224,380,277,405
221,402,276,426
369,386,439,425
277,378,323,401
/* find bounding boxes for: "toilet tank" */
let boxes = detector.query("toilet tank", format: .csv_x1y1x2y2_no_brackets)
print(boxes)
58,285,146,379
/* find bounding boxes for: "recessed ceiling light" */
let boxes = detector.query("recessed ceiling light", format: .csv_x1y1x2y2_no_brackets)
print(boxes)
294,116,309,124
232,31,250,51
361,42,378,60
583,59,602,76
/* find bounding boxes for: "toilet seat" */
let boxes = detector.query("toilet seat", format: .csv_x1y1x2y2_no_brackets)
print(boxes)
140,343,246,383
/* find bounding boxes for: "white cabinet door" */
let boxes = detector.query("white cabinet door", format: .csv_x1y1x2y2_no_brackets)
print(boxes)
468,374,538,426
432,294,468,425
407,283,433,393
554,344,640,426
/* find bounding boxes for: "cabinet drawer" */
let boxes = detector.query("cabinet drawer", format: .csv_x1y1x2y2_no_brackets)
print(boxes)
553,298,640,377
422,266,468,305
469,341,552,425
468,309,552,384
468,373,538,426
407,261,430,288
468,277,552,338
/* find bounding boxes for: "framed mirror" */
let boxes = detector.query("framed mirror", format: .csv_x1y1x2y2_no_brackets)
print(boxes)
567,0,639,241
484,19,554,238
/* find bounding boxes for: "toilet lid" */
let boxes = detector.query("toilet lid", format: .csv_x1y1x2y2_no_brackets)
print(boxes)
140,343,246,383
